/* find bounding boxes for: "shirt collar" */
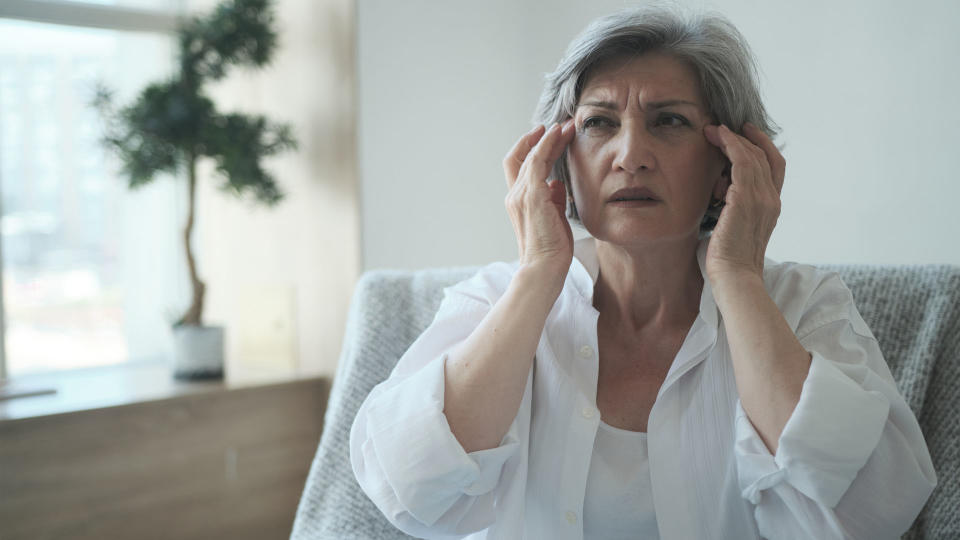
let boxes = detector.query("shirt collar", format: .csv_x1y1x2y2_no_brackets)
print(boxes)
569,233,720,332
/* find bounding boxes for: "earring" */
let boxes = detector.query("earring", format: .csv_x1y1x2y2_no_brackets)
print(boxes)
567,195,574,203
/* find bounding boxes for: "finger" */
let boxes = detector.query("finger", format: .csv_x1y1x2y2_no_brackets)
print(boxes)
544,119,576,166
533,120,576,178
504,124,547,186
720,125,768,169
503,124,546,187
743,122,786,195
704,124,768,187
522,122,568,187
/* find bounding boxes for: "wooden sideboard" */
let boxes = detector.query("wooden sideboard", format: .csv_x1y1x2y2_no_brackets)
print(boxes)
0,375,330,540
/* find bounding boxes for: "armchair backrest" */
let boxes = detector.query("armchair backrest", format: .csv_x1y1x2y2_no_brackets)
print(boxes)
819,265,959,540
291,264,959,540
291,268,476,540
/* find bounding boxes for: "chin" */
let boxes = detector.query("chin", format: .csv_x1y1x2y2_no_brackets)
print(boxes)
586,219,700,247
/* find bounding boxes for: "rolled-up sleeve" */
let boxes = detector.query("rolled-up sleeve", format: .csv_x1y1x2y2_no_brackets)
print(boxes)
350,271,526,538
734,274,937,540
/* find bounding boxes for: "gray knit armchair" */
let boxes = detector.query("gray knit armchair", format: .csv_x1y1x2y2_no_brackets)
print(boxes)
291,265,959,540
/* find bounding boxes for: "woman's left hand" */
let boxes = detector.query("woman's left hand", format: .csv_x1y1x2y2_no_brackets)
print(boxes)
702,122,785,283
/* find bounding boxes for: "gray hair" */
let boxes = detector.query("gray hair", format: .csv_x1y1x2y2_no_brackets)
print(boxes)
534,4,780,230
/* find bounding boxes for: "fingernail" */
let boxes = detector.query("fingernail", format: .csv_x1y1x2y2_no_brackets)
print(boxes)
529,124,545,135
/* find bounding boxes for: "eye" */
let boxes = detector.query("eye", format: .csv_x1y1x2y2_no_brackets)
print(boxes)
655,113,690,128
581,116,616,131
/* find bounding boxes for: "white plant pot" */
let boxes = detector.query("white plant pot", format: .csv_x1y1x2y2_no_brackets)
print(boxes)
172,325,225,380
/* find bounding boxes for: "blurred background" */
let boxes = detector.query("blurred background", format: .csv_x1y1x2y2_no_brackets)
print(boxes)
0,0,356,382
0,0,957,538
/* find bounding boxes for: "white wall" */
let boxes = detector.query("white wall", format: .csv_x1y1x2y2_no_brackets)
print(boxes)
189,0,359,381
359,0,960,270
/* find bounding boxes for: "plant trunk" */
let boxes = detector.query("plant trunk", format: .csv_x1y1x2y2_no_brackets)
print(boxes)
179,152,205,326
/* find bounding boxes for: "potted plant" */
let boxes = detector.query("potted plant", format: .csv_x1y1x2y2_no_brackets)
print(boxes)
93,0,296,379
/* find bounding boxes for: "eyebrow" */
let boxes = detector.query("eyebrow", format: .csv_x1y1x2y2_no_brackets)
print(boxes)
577,99,700,111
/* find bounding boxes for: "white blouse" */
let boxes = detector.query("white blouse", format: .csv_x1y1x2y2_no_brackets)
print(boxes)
582,420,658,539
350,234,936,540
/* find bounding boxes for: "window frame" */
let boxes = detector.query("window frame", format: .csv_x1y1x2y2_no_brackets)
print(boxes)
0,0,180,34
0,0,182,382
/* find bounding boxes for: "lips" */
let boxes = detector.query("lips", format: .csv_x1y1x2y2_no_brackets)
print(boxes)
608,187,660,203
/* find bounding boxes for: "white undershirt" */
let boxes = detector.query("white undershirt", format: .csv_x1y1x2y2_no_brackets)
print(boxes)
582,418,660,540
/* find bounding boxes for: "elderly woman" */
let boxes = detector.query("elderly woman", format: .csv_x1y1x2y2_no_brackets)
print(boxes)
350,6,936,540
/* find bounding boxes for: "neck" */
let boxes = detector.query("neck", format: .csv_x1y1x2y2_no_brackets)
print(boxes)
592,235,703,334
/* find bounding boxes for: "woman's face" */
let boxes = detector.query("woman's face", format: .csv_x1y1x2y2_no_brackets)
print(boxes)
568,52,727,247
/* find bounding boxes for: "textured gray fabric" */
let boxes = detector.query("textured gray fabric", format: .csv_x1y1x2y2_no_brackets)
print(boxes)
291,265,959,540
818,265,959,540
290,268,475,540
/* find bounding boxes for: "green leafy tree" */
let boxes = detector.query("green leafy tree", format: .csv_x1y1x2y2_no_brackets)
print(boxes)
94,0,296,328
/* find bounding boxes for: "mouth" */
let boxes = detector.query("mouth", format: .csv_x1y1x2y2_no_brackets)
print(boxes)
608,187,660,203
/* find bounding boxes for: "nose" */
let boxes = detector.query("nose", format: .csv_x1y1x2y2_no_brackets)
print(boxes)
611,122,655,173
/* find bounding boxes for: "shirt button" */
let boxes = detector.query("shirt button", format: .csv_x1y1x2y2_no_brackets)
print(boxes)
565,510,577,524
579,345,593,359
581,407,595,419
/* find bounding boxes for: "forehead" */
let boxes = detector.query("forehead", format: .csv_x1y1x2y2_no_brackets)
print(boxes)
578,52,703,106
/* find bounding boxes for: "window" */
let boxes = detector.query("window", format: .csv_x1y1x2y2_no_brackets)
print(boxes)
0,1,186,378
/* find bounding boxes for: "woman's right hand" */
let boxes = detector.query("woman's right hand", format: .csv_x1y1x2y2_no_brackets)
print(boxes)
503,120,577,275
